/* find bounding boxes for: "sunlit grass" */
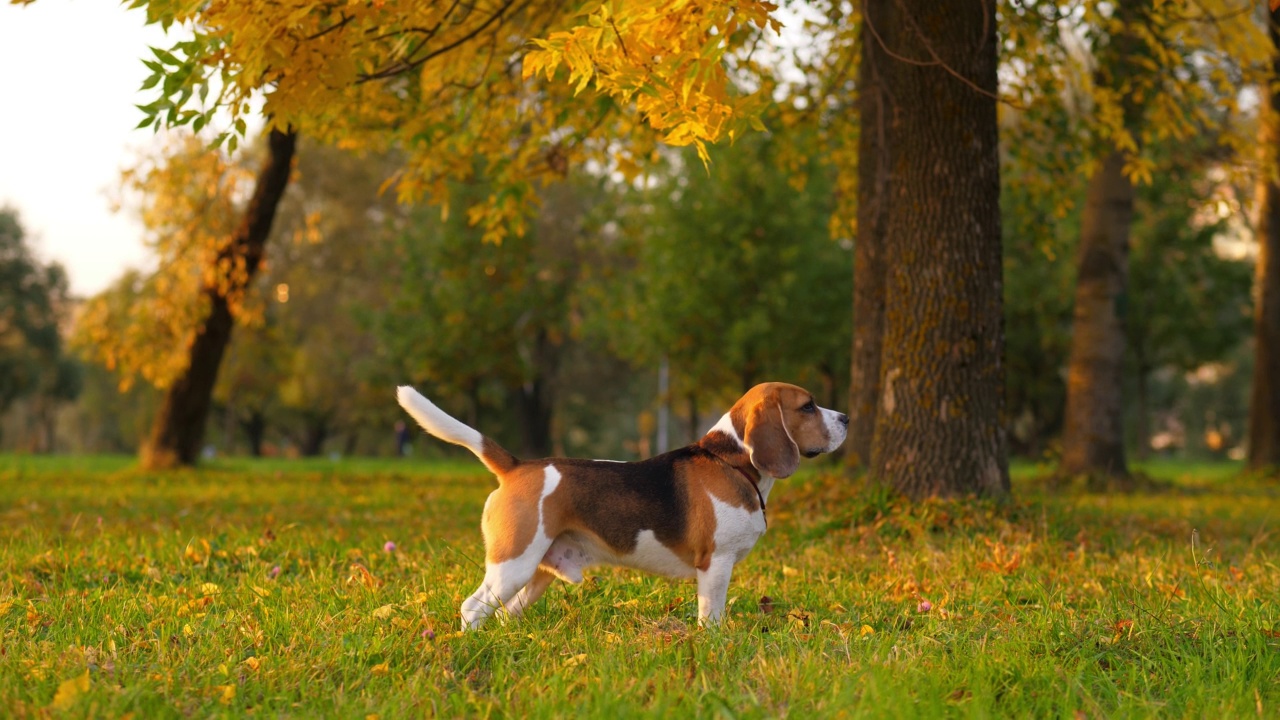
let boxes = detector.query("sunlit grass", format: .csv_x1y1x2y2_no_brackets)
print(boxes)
1,455,1277,717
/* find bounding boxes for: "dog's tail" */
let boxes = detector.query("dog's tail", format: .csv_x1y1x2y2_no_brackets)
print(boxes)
396,386,519,476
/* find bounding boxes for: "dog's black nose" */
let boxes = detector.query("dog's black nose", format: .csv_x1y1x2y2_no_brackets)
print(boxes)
838,413,849,426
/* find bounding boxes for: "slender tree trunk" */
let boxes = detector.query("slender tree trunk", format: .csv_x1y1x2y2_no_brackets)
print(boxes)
141,129,298,470
517,379,553,457
516,329,558,457
869,0,1008,499
1059,2,1149,480
300,415,329,457
241,409,267,457
1250,9,1280,470
849,0,892,469
1060,151,1132,476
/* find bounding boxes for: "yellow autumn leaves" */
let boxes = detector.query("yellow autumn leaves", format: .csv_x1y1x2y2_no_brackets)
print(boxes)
75,135,262,391
522,0,779,164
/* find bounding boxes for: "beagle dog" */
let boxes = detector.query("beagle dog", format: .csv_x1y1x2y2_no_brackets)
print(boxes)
396,382,848,629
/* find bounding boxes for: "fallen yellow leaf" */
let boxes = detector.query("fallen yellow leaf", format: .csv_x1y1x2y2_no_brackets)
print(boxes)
218,684,236,705
184,538,210,565
860,625,876,637
563,653,588,667
49,670,89,710
782,566,801,577
372,604,396,620
370,662,390,676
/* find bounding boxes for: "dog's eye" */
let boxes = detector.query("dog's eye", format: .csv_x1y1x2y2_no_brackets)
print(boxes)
800,400,816,413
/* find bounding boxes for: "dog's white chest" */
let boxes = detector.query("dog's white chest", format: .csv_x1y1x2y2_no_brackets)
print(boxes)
709,494,766,563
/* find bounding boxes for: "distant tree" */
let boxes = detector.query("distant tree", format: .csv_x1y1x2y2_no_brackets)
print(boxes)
235,142,401,457
0,208,80,447
1001,161,1079,458
1057,0,1153,479
1127,159,1253,460
76,130,296,468
1000,0,1269,479
596,129,850,438
214,317,287,456
375,176,603,458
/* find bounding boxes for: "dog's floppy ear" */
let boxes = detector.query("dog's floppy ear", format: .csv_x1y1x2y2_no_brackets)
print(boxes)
744,392,800,479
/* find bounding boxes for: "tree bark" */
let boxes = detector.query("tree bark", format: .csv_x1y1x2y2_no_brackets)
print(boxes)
1250,8,1280,470
869,0,1009,499
141,129,298,469
849,0,892,470
1061,151,1133,476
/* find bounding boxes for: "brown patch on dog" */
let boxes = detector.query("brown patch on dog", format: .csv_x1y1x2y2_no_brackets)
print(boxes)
480,463,550,564
535,455,693,557
480,438,519,475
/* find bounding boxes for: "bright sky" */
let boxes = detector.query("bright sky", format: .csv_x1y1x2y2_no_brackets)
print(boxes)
0,1,168,297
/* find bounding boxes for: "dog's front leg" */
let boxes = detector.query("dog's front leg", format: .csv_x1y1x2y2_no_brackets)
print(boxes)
696,556,734,625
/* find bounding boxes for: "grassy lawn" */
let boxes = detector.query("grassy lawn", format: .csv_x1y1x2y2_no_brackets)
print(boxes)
1,454,1277,718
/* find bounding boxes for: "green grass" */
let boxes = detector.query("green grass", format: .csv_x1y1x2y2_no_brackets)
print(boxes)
1,454,1277,718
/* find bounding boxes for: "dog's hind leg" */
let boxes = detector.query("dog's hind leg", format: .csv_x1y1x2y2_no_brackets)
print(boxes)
505,568,557,618
460,536,554,629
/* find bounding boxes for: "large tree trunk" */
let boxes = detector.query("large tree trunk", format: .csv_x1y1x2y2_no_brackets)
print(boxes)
1250,8,1280,470
1060,151,1133,476
141,129,298,470
848,0,891,469
869,0,1009,499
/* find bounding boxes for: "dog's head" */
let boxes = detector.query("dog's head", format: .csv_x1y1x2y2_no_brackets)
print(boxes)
733,382,849,479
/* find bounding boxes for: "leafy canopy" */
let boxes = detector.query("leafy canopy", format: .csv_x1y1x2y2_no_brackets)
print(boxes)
74,135,261,390
117,0,781,239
